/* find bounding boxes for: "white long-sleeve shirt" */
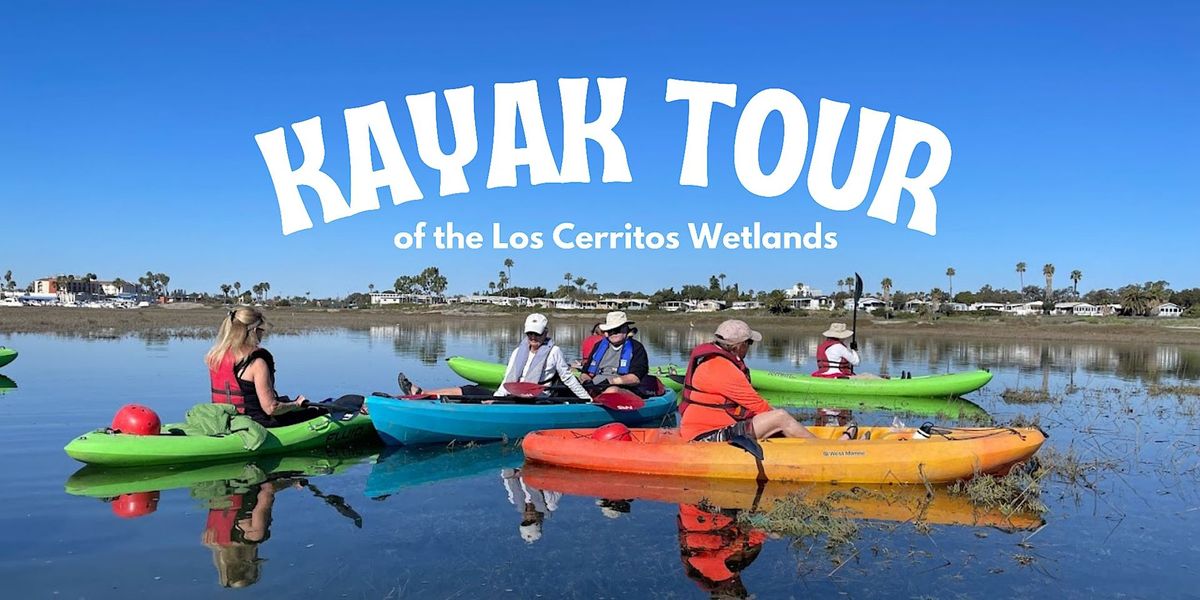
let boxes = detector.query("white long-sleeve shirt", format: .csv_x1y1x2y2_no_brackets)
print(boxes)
819,343,861,375
496,344,591,400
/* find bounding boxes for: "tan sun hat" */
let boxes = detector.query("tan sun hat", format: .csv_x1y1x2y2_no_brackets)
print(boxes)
714,319,762,344
822,323,853,339
598,311,634,332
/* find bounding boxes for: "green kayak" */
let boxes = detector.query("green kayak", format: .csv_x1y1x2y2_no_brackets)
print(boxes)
758,390,988,419
445,356,992,398
0,347,16,369
65,450,377,498
0,375,14,393
64,413,377,467
653,365,992,398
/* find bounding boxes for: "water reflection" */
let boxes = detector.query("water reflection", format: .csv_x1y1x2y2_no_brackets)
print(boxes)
65,452,374,588
678,503,764,599
368,320,1200,387
0,375,15,393
365,443,523,498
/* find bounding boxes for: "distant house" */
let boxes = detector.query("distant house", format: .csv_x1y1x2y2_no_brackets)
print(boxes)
903,299,927,312
658,300,696,312
786,297,823,311
1071,303,1102,316
692,300,725,312
970,302,1005,311
1151,302,1182,318
532,297,578,310
620,299,652,311
854,297,886,311
1001,301,1043,316
730,301,763,310
943,302,970,312
370,292,446,305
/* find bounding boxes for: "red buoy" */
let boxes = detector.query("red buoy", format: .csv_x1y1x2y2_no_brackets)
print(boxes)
110,404,162,436
592,422,633,442
111,491,160,519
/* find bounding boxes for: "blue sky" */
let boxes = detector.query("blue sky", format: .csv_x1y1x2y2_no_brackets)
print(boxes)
2,2,1197,297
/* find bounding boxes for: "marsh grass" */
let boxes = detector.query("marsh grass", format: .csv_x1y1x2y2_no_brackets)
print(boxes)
948,466,1049,515
1146,384,1200,398
737,489,870,549
1001,388,1058,404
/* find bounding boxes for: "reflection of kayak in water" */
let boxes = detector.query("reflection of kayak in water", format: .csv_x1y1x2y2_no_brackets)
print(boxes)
653,365,993,398
523,426,1047,484
64,412,377,466
364,443,523,498
758,390,989,419
522,464,1044,531
0,375,15,393
65,450,377,498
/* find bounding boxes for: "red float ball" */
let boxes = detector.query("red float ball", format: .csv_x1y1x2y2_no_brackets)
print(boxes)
592,422,633,441
111,491,160,519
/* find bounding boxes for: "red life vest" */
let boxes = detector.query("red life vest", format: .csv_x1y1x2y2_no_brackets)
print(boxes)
209,349,273,414
204,494,245,547
812,339,853,378
679,343,754,420
210,351,247,410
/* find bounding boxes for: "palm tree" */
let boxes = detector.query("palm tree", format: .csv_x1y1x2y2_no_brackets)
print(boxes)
157,273,170,297
945,267,956,298
111,277,126,296
504,258,514,280
261,282,270,301
497,271,508,291
234,281,242,298
1070,270,1082,295
368,283,375,293
220,283,232,300
1042,264,1055,313
563,272,572,292
718,273,726,289
252,283,264,300
488,281,496,294
2,270,12,290
587,282,599,296
573,277,587,291
1016,262,1026,289
880,277,893,313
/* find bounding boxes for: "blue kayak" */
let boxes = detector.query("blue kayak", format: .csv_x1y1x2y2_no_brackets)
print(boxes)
366,391,677,446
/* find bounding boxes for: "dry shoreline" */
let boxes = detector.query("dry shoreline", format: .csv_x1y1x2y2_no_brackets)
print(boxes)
1,305,1198,345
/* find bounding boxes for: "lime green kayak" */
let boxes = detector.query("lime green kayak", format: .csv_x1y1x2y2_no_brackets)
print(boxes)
446,355,992,398
757,390,988,419
653,365,992,398
0,347,16,369
64,413,377,467
65,451,377,498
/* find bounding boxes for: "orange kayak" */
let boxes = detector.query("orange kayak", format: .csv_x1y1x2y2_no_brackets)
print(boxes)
521,463,1044,531
522,426,1046,484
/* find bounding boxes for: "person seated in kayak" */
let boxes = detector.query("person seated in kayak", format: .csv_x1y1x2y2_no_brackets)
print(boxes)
206,307,326,427
580,321,605,361
398,313,591,401
812,323,880,379
680,320,855,441
579,311,650,396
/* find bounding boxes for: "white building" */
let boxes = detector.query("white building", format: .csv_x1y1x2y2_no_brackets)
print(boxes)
1151,302,1182,318
970,302,1005,311
693,300,725,312
730,301,763,310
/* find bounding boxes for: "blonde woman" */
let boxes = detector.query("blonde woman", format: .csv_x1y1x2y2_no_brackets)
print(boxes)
206,307,320,427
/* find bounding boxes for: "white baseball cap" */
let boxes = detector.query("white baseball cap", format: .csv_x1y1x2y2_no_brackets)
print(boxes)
523,313,549,335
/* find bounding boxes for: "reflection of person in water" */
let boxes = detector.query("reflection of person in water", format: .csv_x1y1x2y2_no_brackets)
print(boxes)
201,479,295,588
500,468,561,544
677,504,766,600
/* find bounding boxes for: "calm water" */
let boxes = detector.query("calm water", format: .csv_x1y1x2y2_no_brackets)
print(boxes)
1,320,1198,598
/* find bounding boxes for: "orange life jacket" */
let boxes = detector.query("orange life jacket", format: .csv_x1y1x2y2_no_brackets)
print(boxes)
679,343,754,420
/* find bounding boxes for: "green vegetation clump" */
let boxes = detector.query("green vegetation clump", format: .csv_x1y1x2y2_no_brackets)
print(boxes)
737,489,868,548
949,466,1049,515
1001,388,1056,404
1145,384,1200,398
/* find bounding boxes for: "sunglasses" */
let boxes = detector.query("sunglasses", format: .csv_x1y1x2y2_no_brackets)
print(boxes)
525,332,544,339
607,326,630,335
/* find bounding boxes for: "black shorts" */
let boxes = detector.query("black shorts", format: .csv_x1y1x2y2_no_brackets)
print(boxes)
460,384,492,396
693,420,755,442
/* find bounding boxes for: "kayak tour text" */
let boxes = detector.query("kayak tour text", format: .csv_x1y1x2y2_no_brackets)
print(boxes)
256,77,951,238
392,221,838,251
